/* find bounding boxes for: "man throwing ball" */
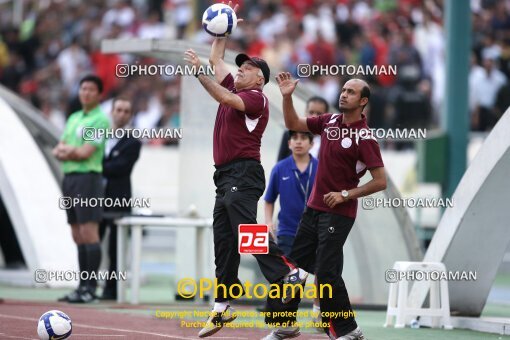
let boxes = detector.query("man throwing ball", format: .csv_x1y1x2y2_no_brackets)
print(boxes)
184,3,302,338
262,73,387,340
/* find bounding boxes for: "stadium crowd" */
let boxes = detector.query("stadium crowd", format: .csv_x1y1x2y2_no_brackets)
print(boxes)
0,0,509,139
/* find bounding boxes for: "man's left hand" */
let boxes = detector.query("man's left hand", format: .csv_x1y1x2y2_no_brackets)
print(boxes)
323,192,346,208
184,49,202,74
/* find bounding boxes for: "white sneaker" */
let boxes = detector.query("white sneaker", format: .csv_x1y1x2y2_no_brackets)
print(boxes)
312,306,323,332
336,327,365,340
261,326,300,340
197,305,237,338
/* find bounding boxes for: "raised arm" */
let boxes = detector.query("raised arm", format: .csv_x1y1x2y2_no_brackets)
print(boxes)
276,72,309,132
209,38,229,84
209,2,242,84
184,48,245,110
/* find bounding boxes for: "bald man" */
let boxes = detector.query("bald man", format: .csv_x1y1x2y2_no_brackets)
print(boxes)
262,76,387,340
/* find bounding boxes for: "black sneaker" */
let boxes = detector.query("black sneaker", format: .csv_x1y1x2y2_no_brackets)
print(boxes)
78,289,97,303
282,268,308,304
68,287,97,303
99,292,117,301
99,287,117,301
198,305,237,338
57,289,80,302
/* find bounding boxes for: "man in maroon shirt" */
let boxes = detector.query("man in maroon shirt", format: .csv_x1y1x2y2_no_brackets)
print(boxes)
184,6,301,338
262,73,387,340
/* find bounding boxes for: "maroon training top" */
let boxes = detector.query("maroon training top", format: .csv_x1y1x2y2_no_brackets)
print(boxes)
306,113,384,218
213,74,269,166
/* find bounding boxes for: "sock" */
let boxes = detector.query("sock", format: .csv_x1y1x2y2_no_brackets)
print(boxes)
313,304,321,317
77,244,87,289
213,302,228,312
85,243,102,293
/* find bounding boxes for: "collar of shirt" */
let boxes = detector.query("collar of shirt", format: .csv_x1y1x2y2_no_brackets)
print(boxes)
290,155,315,173
339,113,367,128
105,136,120,156
234,86,263,94
80,105,102,116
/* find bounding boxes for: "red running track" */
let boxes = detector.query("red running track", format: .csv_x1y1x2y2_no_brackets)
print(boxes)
0,300,326,339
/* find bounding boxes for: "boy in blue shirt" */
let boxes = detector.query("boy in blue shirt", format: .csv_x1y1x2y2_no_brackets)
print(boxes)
264,131,318,255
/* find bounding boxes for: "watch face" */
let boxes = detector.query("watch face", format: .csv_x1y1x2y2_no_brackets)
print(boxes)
342,190,348,198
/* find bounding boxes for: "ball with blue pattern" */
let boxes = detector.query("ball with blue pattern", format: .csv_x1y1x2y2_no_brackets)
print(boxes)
202,4,238,37
37,310,72,340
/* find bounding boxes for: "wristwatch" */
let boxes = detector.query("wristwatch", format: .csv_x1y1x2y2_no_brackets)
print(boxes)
341,190,349,199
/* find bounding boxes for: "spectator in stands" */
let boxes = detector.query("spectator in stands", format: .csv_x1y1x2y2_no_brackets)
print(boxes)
102,0,135,31
0,50,25,91
138,10,166,39
57,36,92,96
388,28,423,87
171,0,192,40
470,52,507,131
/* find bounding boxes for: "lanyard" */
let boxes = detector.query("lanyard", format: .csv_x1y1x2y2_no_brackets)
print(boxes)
293,162,313,208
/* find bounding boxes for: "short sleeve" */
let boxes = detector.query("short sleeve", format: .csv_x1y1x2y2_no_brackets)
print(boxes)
238,90,266,119
306,113,332,135
220,73,235,91
264,166,280,203
358,139,384,169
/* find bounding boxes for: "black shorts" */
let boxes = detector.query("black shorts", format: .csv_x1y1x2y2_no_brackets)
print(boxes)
62,172,103,224
213,158,265,195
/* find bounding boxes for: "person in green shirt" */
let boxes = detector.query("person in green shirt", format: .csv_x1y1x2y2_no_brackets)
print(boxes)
52,75,110,303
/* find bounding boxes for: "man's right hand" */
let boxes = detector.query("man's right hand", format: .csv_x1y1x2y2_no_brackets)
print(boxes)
227,1,243,25
276,72,299,97
52,142,66,160
267,223,277,239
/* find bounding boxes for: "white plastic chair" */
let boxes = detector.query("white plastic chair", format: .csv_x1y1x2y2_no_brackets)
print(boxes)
384,261,453,329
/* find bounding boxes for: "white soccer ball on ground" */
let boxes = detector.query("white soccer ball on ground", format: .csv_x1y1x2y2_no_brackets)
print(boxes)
202,4,237,37
37,310,72,340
